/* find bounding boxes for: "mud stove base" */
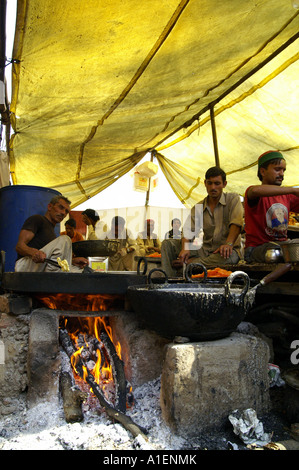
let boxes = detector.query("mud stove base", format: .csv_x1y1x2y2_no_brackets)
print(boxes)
0,305,271,436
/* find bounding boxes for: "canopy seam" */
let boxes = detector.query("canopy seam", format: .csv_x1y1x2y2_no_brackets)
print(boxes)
157,51,299,152
147,14,299,151
76,0,190,183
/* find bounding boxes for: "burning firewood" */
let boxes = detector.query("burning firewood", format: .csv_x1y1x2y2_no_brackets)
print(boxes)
59,328,148,440
97,331,127,412
61,317,127,412
60,350,86,423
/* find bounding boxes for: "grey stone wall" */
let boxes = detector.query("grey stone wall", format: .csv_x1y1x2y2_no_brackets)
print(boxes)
0,312,30,416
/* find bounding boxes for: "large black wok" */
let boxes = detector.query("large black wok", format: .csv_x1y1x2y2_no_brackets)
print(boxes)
127,263,291,341
72,239,120,257
0,249,146,295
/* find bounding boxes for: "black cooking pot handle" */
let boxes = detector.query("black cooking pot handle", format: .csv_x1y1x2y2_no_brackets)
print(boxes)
147,268,168,287
137,257,148,276
224,271,250,306
185,263,208,283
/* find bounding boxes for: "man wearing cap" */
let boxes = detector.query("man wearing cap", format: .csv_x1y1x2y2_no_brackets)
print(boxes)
81,209,107,240
244,150,299,263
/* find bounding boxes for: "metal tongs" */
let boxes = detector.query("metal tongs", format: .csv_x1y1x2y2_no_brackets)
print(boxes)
182,261,186,279
44,258,94,273
44,258,61,269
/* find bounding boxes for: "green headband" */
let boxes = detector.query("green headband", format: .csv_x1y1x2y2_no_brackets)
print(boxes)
258,151,285,168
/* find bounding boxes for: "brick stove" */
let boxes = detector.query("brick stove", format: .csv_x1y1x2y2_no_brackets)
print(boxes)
0,292,168,409
0,269,271,437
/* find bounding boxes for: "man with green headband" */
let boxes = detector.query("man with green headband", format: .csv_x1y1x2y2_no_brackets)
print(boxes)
244,150,299,263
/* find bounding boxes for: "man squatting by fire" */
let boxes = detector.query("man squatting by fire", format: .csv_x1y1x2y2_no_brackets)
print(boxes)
15,195,88,272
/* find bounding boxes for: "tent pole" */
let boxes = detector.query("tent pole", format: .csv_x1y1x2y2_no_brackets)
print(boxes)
0,0,8,123
209,105,220,167
0,0,6,83
144,151,155,209
0,0,10,160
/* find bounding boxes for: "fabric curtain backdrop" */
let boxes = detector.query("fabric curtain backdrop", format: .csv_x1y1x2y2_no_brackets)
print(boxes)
8,0,299,207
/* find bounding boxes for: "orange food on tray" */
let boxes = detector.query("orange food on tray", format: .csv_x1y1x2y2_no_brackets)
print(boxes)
147,252,162,258
192,267,232,278
289,212,299,225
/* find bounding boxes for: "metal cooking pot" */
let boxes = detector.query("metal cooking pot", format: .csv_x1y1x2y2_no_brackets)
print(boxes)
280,241,299,263
127,263,291,341
265,248,284,263
72,239,120,257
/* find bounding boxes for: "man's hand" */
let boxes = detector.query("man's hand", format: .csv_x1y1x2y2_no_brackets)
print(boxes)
31,249,47,263
172,248,190,269
72,257,89,268
172,258,183,269
214,244,233,259
178,249,190,264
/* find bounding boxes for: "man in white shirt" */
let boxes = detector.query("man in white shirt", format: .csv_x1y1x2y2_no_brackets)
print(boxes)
161,167,244,277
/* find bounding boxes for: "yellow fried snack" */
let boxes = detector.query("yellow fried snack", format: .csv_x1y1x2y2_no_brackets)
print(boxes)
57,257,70,272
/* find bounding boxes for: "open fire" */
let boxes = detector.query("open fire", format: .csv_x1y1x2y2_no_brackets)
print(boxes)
66,316,121,388
35,293,125,312
12,292,154,439
36,293,132,413
60,316,131,413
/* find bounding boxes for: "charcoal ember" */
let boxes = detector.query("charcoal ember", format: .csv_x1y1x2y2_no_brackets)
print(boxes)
86,360,96,370
126,381,134,407
77,334,87,347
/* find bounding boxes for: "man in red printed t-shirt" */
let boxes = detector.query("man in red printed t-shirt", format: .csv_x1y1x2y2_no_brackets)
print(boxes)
244,150,299,263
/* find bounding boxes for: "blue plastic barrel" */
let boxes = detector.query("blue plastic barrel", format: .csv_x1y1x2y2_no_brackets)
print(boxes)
0,185,61,271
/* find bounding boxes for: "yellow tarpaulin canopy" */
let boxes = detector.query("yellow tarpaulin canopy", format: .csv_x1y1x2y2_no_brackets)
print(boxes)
9,0,299,208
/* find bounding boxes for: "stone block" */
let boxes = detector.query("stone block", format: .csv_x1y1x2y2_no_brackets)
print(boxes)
0,294,10,313
0,314,29,416
27,309,60,408
160,333,270,436
0,294,32,315
109,313,169,388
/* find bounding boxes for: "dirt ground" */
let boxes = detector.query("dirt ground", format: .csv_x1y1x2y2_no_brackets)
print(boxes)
0,373,298,451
